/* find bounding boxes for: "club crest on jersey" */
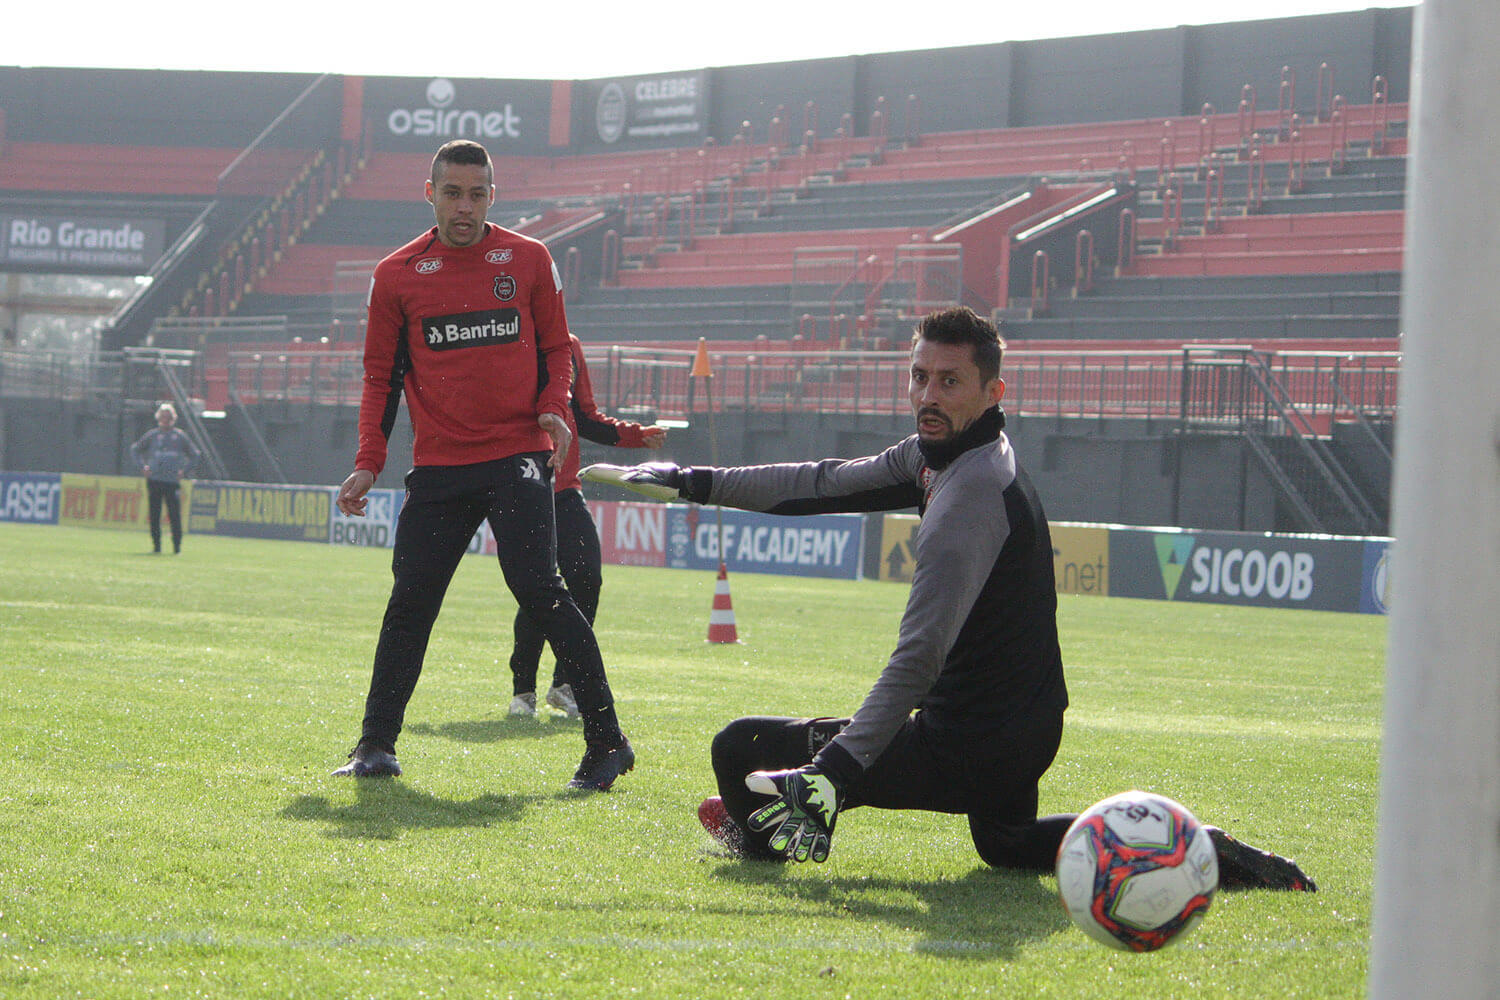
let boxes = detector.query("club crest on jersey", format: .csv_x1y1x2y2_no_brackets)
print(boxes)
421,307,521,350
486,249,513,264
493,274,517,301
415,258,443,274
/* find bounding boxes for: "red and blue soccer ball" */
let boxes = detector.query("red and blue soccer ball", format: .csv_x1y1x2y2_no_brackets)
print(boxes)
1055,790,1219,952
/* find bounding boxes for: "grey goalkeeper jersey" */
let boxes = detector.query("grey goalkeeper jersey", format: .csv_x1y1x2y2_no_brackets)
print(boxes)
698,411,1066,780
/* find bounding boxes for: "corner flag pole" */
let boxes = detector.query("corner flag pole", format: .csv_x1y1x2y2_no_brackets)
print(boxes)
690,338,726,566
691,338,740,643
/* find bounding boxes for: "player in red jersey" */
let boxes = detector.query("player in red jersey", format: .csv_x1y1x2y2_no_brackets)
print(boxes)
507,334,666,719
333,140,634,790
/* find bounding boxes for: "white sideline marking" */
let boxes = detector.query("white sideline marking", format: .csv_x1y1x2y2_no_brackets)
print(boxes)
54,931,1350,954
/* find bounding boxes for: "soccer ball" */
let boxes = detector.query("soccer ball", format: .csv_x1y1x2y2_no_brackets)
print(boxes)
1055,790,1219,952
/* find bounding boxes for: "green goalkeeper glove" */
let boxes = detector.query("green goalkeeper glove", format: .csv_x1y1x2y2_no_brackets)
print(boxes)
745,766,844,863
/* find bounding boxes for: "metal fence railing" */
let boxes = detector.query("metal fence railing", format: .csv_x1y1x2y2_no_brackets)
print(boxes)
0,350,125,401
4,344,1401,433
210,344,1402,429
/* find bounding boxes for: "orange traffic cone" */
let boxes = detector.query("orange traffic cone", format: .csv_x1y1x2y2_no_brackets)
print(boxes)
707,562,740,643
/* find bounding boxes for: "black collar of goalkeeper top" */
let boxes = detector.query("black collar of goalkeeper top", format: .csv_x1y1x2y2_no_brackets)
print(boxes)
917,405,1005,470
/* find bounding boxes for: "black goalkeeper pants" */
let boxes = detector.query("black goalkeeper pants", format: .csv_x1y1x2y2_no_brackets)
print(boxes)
359,456,616,748
710,710,1074,869
510,487,601,695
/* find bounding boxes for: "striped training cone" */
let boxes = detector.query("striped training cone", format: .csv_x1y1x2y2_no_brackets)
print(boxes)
706,562,740,643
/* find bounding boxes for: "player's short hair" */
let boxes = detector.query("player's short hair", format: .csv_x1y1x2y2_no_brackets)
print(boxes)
912,306,1004,383
431,140,493,185
155,402,177,421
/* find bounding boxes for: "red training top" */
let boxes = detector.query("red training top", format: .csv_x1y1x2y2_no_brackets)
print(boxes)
556,334,653,492
354,223,572,477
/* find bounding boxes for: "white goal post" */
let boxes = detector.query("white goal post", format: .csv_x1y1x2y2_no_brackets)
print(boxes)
1371,0,1500,994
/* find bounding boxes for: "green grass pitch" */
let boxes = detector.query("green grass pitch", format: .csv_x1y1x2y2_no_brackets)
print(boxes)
0,523,1385,998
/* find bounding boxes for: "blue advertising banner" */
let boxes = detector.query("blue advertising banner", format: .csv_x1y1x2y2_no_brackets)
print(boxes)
665,505,862,580
328,488,403,549
0,472,62,524
1359,539,1393,615
1109,527,1366,612
189,481,333,542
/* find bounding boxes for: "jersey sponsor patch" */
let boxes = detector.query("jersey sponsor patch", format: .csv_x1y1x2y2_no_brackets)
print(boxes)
486,248,513,264
421,308,521,350
415,257,444,274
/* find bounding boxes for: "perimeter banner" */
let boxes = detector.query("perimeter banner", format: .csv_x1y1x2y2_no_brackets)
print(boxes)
1109,527,1366,612
592,500,668,567
190,481,332,542
57,474,191,531
0,472,62,524
665,505,863,580
1052,523,1110,596
875,513,921,582
328,488,403,549
1360,539,1393,615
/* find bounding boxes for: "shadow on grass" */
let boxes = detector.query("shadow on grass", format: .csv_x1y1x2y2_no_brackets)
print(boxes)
709,863,1067,959
281,780,541,840
406,715,582,745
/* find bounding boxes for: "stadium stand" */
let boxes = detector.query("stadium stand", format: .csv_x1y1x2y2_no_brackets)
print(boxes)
0,143,239,196
0,39,1410,534
217,91,1403,355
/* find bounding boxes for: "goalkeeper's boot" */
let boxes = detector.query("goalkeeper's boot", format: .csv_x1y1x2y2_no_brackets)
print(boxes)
1207,827,1317,891
332,739,402,778
508,692,537,717
567,737,635,791
545,683,580,718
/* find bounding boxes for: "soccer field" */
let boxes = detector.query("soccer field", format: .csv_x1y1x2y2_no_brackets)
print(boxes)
0,524,1386,999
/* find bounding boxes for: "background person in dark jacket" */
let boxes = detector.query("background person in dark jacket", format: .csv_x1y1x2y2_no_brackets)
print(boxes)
130,402,198,554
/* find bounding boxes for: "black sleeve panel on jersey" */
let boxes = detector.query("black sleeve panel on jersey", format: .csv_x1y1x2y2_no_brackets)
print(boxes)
574,396,624,447
378,333,411,444
399,233,441,268
764,482,923,516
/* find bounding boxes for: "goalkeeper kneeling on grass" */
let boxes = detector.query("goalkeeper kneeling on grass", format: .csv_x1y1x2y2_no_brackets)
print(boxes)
589,306,1316,890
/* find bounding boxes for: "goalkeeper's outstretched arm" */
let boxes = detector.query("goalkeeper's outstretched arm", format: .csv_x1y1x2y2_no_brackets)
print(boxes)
583,446,924,515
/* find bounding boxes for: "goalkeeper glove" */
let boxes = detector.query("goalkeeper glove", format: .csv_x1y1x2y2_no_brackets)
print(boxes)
630,462,688,498
579,462,688,501
745,766,844,863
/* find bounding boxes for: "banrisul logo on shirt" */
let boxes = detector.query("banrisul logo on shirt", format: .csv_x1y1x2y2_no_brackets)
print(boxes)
422,308,520,350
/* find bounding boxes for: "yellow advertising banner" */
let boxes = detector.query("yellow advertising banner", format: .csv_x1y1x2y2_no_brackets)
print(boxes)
57,474,193,532
878,516,1109,595
188,481,331,542
877,513,921,582
1052,523,1109,596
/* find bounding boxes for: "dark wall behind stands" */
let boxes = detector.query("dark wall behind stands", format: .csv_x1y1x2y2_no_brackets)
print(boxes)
0,68,322,147
0,397,1286,534
0,8,1411,152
